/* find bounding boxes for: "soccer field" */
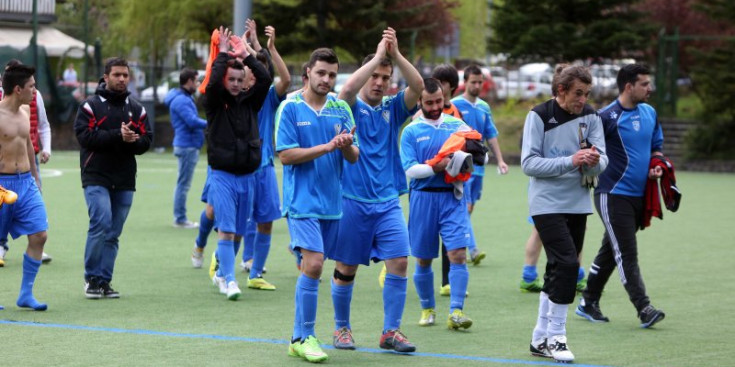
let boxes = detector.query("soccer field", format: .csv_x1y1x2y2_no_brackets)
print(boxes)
1,151,732,367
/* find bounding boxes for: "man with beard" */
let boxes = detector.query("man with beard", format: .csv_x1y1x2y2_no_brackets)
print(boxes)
75,57,153,299
400,78,474,331
276,47,358,363
165,68,206,230
576,64,666,329
522,64,607,363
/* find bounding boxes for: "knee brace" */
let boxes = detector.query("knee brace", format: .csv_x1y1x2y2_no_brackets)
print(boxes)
333,269,355,282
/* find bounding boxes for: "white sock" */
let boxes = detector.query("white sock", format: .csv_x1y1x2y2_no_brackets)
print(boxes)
547,299,569,338
532,292,550,342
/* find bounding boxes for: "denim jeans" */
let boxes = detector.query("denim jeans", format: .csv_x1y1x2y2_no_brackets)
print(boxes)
83,186,134,283
173,147,200,224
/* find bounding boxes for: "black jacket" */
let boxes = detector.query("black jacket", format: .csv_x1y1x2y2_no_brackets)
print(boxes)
74,80,152,190
204,52,271,174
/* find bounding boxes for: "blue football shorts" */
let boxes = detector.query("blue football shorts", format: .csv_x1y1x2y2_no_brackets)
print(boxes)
288,217,339,256
207,169,254,235
0,172,48,239
467,175,484,204
332,198,410,266
200,166,212,203
408,189,469,259
251,165,282,223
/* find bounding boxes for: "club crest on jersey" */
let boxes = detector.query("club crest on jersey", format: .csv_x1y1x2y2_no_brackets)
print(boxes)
632,120,640,131
334,123,342,135
382,110,390,123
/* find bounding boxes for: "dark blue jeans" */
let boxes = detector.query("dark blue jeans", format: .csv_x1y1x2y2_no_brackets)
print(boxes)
83,186,133,283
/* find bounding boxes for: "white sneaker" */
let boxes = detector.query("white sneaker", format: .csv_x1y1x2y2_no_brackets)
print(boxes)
240,259,266,274
212,275,227,294
191,246,204,268
548,335,574,363
41,252,52,264
226,281,241,300
0,246,6,267
173,221,199,229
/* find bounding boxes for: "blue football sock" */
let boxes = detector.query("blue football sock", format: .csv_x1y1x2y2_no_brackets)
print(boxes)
331,279,353,330
298,274,320,338
195,210,214,249
242,221,256,263
523,265,538,283
449,263,469,312
413,263,435,310
216,240,236,283
249,232,271,279
468,223,477,253
292,283,302,341
383,273,407,332
232,238,242,259
578,266,585,282
16,253,47,311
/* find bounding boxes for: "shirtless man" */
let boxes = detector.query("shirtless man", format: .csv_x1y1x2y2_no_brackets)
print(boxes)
0,63,48,311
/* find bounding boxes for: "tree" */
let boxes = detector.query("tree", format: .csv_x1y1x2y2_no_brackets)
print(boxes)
684,0,735,159
488,0,653,63
252,0,459,62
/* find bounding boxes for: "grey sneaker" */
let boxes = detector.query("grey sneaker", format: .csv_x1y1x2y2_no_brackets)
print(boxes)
333,327,355,350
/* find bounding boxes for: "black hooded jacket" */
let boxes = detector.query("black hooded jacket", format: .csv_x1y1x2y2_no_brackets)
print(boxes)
204,52,271,174
74,80,152,190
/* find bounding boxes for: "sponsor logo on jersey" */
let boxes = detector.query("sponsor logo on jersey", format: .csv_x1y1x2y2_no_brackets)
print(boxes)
416,136,430,143
548,117,558,124
359,108,370,116
296,121,311,127
609,111,618,119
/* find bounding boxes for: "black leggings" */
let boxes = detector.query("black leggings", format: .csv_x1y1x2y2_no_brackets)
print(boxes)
533,213,588,305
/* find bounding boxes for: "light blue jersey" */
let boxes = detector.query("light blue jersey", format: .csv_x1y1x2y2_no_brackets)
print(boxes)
342,90,416,202
275,94,357,219
400,114,470,191
451,96,498,176
258,86,287,169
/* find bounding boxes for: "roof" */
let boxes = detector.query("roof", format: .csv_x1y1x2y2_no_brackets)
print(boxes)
0,25,92,57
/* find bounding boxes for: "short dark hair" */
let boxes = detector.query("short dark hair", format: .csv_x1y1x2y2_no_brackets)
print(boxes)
431,64,459,93
2,64,35,92
423,77,443,95
4,58,22,70
551,64,592,97
301,62,308,80
463,65,483,81
104,57,129,75
617,64,650,93
307,48,339,68
226,58,245,70
179,68,198,86
361,53,393,74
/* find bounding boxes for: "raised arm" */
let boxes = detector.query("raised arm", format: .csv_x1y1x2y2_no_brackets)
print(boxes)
265,25,291,96
337,38,388,106
245,18,262,52
383,27,424,108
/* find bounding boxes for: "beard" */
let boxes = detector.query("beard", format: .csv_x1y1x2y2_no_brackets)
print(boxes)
423,108,442,120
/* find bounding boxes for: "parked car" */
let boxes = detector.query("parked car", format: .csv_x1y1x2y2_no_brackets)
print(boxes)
456,67,497,101
496,69,553,100
590,64,620,99
72,82,99,102
140,70,206,103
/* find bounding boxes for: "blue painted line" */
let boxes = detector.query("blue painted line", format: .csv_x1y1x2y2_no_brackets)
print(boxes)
0,319,616,367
